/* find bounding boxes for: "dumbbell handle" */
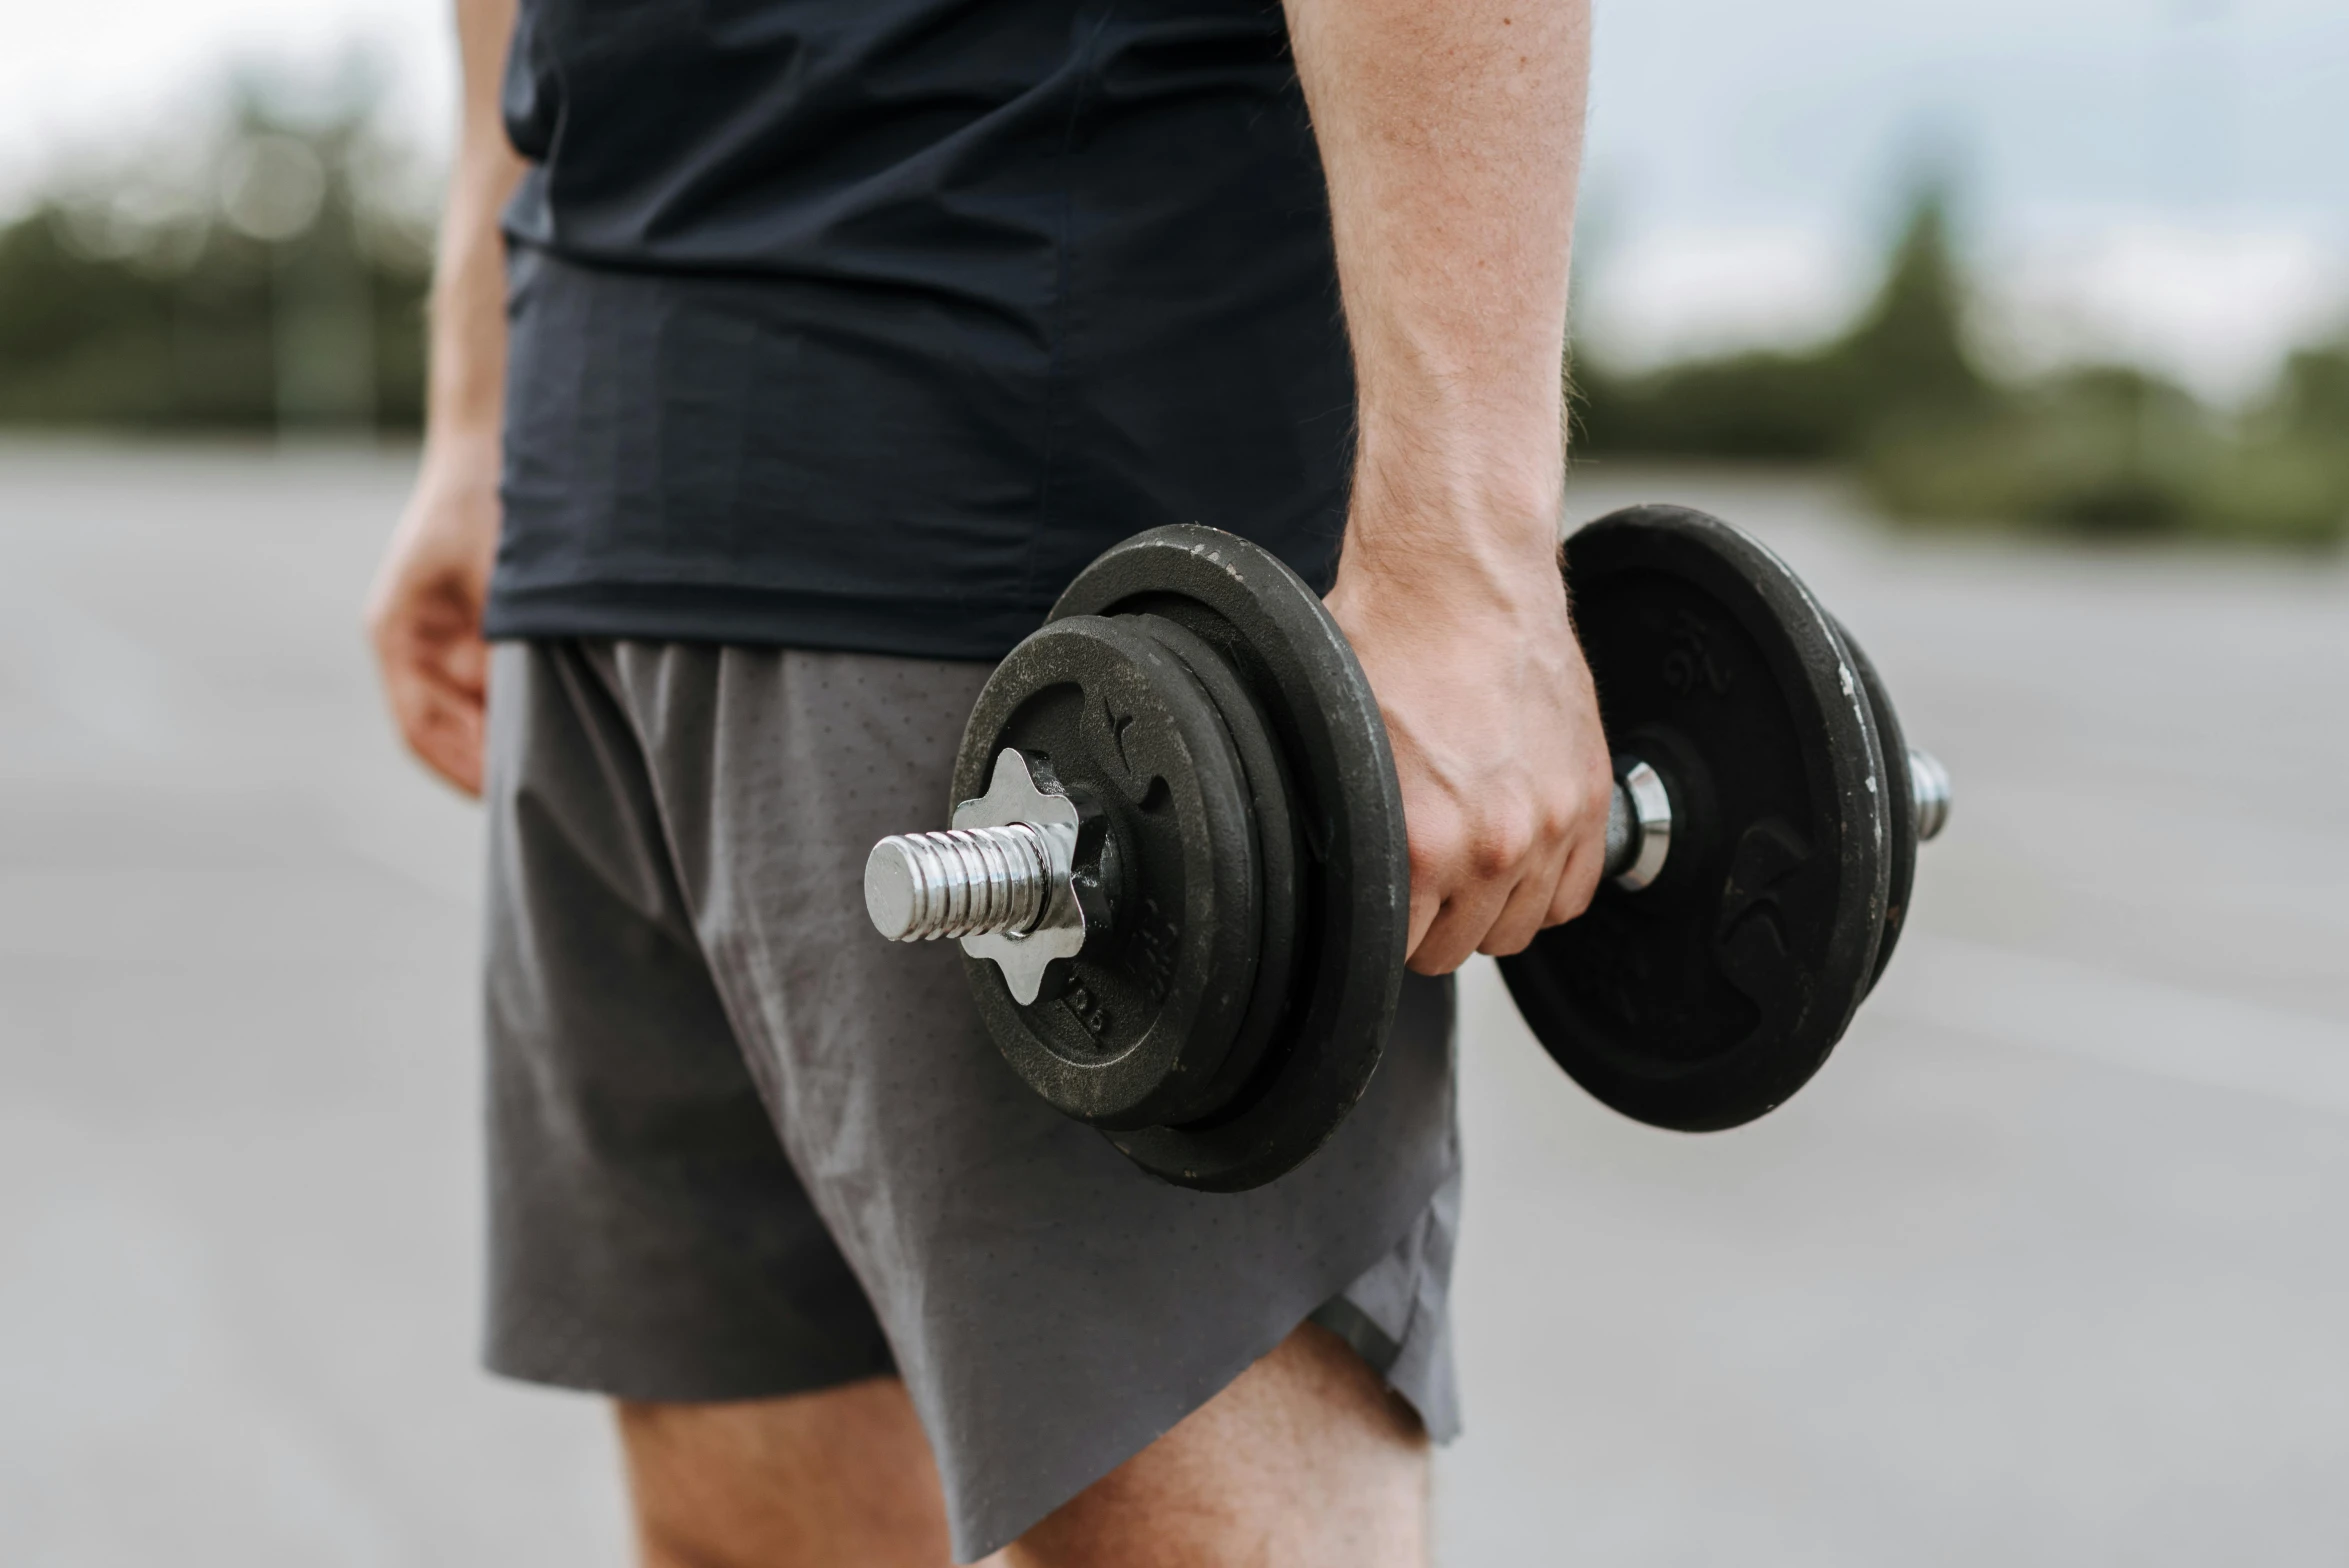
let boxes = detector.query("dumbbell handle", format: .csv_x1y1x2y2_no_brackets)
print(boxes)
1603,747,1950,890
869,746,1952,946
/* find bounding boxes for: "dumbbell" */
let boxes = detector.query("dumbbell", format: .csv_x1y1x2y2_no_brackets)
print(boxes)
862,507,1950,1192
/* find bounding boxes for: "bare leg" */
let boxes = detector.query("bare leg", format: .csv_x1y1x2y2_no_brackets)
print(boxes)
618,1375,1007,1568
1009,1323,1431,1568
615,1326,1423,1568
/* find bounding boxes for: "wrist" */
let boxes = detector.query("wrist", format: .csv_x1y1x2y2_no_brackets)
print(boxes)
417,423,502,494
1334,523,1565,629
1341,449,1565,608
1351,394,1562,515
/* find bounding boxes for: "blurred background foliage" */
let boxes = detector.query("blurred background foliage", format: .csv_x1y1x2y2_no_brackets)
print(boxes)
1574,186,2349,546
0,76,2341,545
0,73,429,435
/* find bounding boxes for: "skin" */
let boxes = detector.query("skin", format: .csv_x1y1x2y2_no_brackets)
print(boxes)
1290,0,1608,974
621,1325,1423,1568
361,0,521,797
368,0,1596,1561
1004,1324,1429,1568
619,1378,986,1568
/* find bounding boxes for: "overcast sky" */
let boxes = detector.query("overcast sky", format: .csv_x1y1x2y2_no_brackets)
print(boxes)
6,0,2344,395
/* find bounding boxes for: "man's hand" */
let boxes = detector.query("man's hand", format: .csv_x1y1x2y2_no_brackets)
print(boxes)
1329,525,1611,975
1284,0,1599,972
367,445,499,795
366,0,522,797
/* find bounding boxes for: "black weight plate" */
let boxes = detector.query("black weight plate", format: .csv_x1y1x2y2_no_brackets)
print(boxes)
1129,613,1303,1121
1050,525,1409,1192
1498,506,1889,1131
1833,618,1916,993
955,614,1264,1130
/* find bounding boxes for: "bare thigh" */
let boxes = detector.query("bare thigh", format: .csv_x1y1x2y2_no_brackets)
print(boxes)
1010,1323,1430,1568
616,1325,1425,1568
619,1376,997,1568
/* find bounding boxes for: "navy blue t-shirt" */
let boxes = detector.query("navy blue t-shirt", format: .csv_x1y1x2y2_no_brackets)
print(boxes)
481,0,1354,660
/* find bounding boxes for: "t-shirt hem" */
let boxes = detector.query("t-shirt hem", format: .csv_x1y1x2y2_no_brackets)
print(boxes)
482,580,1038,663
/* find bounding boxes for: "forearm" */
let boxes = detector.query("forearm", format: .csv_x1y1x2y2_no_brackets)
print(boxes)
1283,0,1591,581
421,0,527,480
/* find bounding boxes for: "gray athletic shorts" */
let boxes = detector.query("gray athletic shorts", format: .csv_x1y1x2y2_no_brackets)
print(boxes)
482,639,1462,1560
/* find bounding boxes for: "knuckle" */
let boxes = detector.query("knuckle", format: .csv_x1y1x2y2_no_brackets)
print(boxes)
1466,835,1516,881
1468,807,1538,879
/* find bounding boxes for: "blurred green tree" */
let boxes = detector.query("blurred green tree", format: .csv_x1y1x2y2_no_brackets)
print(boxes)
1573,180,1990,461
0,83,428,433
1572,176,2345,545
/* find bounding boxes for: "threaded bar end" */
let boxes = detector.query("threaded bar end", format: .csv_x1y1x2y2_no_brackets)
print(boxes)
866,824,1056,942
